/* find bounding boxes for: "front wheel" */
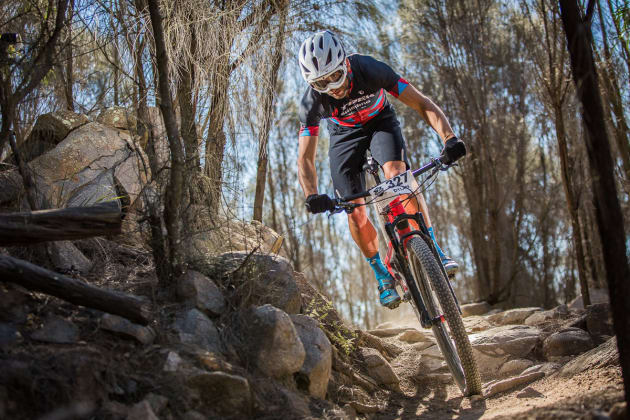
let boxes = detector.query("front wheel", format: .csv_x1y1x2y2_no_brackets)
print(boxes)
405,236,482,396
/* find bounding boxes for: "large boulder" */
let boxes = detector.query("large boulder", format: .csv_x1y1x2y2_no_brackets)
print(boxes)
27,121,148,210
173,308,222,353
542,327,595,361
469,325,542,377
195,252,300,314
524,304,569,326
487,307,543,326
97,107,138,131
20,111,89,162
237,305,305,378
177,270,226,317
187,218,289,261
186,371,251,417
291,315,332,399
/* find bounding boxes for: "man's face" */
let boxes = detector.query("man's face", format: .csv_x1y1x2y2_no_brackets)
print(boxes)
326,75,350,99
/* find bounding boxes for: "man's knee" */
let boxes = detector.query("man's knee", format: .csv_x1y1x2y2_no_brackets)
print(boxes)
348,205,369,226
382,160,407,179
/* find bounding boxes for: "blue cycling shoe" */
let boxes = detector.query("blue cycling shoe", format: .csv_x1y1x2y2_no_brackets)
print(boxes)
378,278,401,309
441,255,459,277
367,253,401,309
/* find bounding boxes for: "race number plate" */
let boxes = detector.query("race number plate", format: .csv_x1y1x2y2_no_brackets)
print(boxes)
368,170,419,201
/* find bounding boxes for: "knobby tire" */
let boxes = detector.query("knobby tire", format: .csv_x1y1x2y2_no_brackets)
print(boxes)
405,236,482,396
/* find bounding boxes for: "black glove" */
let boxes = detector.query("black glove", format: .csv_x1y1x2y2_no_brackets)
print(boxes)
440,137,467,165
305,194,335,214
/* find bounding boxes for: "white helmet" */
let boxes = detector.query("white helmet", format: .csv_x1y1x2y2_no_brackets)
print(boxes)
298,30,346,84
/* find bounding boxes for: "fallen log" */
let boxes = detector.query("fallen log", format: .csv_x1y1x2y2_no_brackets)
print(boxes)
0,254,151,325
0,203,121,246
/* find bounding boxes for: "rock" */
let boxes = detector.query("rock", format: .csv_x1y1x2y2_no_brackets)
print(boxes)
182,411,206,420
417,373,453,384
543,327,595,360
278,387,312,417
487,307,543,326
586,303,614,340
144,393,168,414
100,314,155,344
240,305,305,378
173,308,222,353
163,351,182,372
20,111,89,162
200,252,300,314
469,325,541,377
102,400,129,418
291,315,332,399
177,270,226,317
397,329,428,343
0,323,19,348
367,327,413,338
350,401,382,414
187,218,291,263
359,348,400,389
126,400,158,420
498,359,534,377
516,386,545,398
464,315,494,332
30,316,79,344
187,371,251,416
97,107,138,131
27,121,148,210
374,321,396,329
411,341,434,351
461,302,491,317
521,362,561,377
483,371,545,397
609,401,627,420
569,288,610,310
421,344,445,359
48,241,93,274
559,337,619,377
524,305,566,326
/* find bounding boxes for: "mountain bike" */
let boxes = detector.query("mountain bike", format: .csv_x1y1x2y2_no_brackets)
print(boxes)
329,156,482,396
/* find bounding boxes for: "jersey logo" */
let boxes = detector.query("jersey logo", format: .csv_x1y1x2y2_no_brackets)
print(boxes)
359,90,364,95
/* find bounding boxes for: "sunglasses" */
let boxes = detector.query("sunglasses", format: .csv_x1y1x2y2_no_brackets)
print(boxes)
310,67,347,93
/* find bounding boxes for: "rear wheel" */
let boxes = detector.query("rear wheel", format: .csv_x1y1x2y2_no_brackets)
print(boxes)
405,236,482,396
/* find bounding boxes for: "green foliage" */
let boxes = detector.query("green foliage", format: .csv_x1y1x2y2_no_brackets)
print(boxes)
304,297,358,357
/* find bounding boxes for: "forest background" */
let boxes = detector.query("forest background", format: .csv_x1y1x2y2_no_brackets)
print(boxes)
0,0,628,331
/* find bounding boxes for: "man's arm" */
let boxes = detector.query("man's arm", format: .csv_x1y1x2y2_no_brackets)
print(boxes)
297,135,319,197
396,83,456,144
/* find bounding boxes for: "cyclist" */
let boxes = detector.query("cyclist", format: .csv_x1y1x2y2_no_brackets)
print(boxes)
297,30,466,309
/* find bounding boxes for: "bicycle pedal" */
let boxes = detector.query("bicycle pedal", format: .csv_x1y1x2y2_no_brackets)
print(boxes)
386,300,401,310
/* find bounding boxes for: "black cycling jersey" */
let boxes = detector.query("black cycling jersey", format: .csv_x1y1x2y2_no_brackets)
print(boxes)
298,54,409,138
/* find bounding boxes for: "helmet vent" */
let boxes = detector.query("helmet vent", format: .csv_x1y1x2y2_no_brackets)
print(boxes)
319,36,324,49
325,49,332,66
311,57,319,70
300,63,310,74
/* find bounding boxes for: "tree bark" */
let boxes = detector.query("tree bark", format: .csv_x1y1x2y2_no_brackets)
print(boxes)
0,203,121,246
0,255,151,325
553,105,590,306
560,0,630,407
253,7,287,222
147,0,187,283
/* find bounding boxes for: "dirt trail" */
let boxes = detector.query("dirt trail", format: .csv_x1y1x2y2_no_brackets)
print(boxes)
368,319,624,419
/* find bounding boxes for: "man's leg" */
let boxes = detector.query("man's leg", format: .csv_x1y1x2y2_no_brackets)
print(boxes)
381,161,459,275
346,201,401,308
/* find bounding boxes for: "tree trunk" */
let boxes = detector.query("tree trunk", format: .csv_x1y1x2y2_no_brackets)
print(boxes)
553,104,590,306
0,255,151,325
560,0,630,407
147,0,186,283
0,203,121,245
253,9,286,222
177,26,200,173
64,0,75,111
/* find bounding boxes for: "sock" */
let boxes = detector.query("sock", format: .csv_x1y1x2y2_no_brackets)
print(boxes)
366,253,392,284
427,227,446,259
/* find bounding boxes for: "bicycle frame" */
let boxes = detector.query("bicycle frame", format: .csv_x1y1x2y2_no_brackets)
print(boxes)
361,156,462,323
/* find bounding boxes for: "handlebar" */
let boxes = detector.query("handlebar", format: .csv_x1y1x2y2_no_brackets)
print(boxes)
329,157,452,215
